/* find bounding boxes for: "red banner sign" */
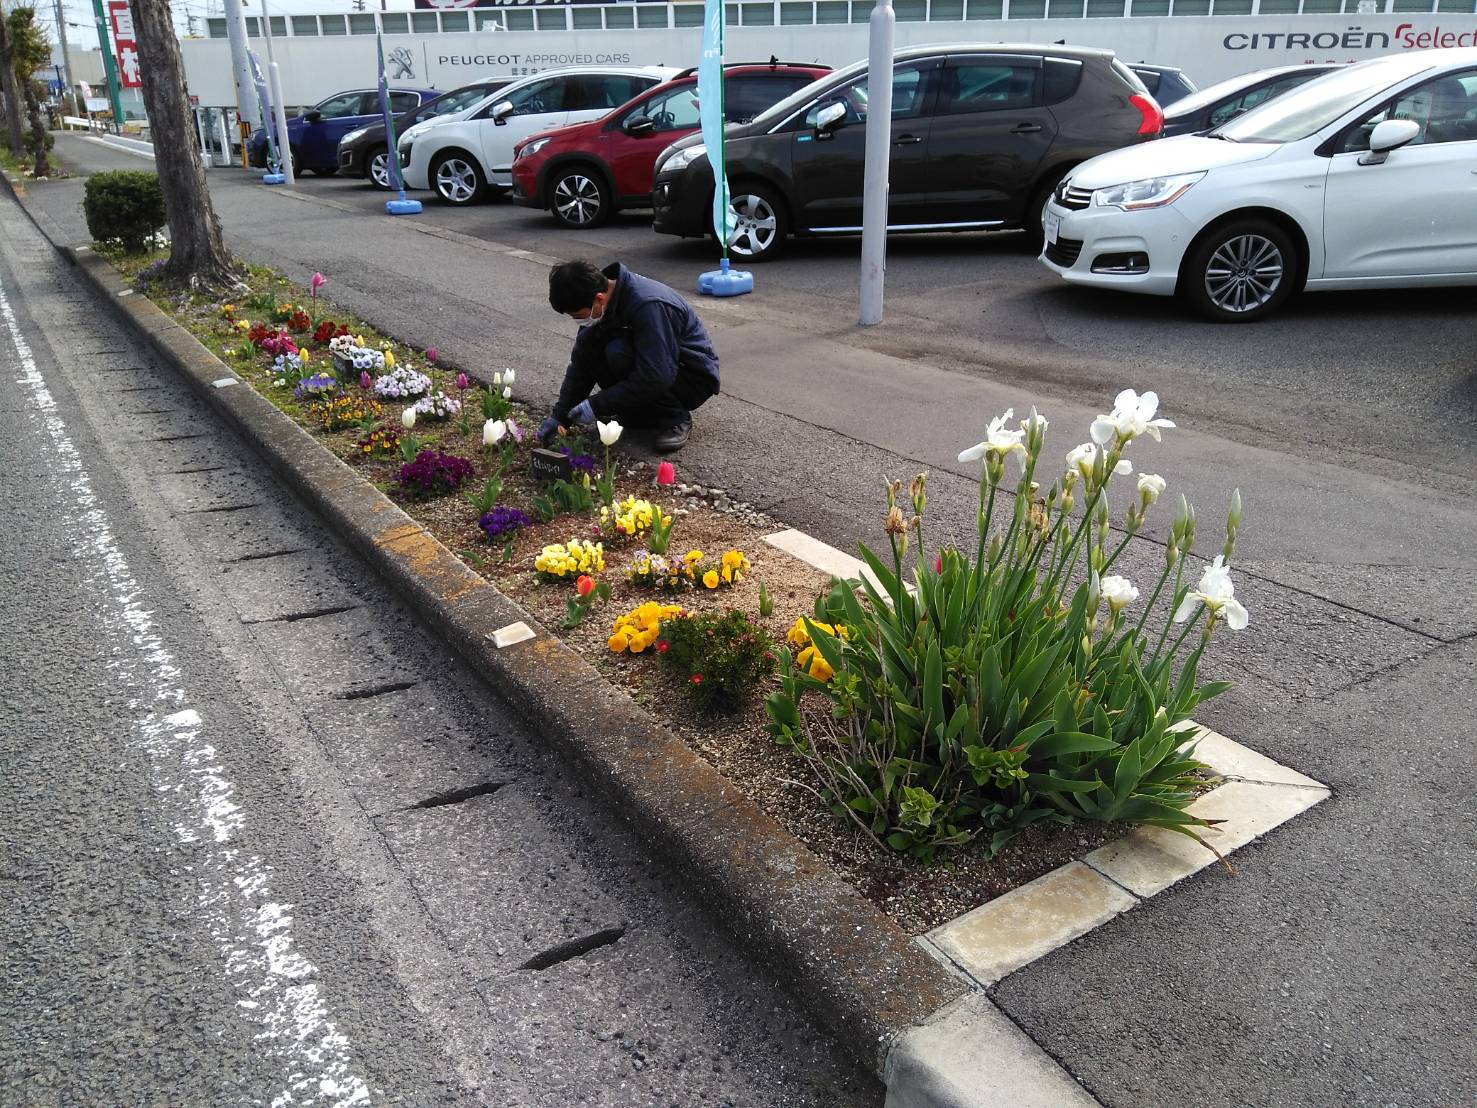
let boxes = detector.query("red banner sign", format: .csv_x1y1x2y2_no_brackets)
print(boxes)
108,1,141,89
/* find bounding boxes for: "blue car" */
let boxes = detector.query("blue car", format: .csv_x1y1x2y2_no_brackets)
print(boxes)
249,86,440,176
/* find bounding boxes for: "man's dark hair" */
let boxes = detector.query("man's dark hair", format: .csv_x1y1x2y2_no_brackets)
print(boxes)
549,260,607,314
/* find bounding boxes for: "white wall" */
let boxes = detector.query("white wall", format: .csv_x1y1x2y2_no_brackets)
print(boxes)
180,14,1477,109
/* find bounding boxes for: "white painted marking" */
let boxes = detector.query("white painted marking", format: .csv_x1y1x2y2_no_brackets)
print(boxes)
0,276,370,1107
81,134,156,160
118,288,134,297
212,377,239,389
490,621,535,649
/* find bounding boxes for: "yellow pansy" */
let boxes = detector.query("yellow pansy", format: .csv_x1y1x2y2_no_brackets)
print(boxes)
702,570,720,589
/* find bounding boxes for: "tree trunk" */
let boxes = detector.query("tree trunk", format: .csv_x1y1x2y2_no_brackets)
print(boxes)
129,0,240,290
0,19,25,159
23,81,48,177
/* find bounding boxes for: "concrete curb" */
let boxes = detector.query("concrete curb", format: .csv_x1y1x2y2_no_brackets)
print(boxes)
2,173,978,1085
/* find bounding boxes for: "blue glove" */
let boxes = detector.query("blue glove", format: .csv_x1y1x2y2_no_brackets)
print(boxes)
537,416,561,444
567,400,595,425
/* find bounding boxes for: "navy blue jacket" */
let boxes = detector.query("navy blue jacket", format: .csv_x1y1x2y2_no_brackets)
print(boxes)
554,263,720,423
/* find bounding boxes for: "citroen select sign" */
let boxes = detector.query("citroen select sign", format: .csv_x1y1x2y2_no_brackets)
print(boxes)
1223,21,1477,54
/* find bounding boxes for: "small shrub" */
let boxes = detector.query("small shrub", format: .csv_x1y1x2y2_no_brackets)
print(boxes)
397,449,474,497
82,170,165,253
657,609,777,713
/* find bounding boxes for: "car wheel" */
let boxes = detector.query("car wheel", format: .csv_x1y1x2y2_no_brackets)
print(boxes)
312,166,338,177
725,185,787,263
431,151,487,205
368,147,391,189
1023,169,1070,254
1181,219,1297,323
550,168,611,229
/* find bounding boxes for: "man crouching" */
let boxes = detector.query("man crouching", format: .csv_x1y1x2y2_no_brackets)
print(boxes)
537,259,720,453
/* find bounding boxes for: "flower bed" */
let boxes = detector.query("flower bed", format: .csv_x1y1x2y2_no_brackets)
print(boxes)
113,254,1252,934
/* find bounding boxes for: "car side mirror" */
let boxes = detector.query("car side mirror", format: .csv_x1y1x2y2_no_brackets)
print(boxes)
1359,118,1421,165
623,115,656,136
490,100,514,125
814,101,846,135
303,110,322,124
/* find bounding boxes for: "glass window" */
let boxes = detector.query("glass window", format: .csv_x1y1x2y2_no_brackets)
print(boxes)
1436,0,1473,10
1256,0,1299,11
1086,0,1124,13
726,74,817,120
379,13,408,33
573,7,604,28
410,12,439,32
742,2,776,22
207,18,226,38
572,74,650,111
1391,0,1434,9
320,14,346,34
896,0,928,16
537,8,568,28
476,12,505,29
803,64,930,126
1009,0,1046,13
1047,0,1084,14
349,14,376,34
1336,70,1477,150
314,92,364,119
1129,0,1169,12
1217,55,1437,143
965,0,1003,15
441,11,470,30
781,1,815,22
503,9,535,28
1170,0,1209,11
631,83,702,131
290,16,318,36
1301,0,1341,10
606,6,635,26
852,0,875,18
245,17,260,35
817,0,850,19
940,61,1039,114
636,5,668,26
674,4,706,25
931,0,965,17
268,14,286,34
1044,58,1083,103
725,3,740,20
389,91,422,112
1211,0,1252,12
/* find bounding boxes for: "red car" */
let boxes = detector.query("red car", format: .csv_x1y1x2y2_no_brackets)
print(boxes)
511,61,831,229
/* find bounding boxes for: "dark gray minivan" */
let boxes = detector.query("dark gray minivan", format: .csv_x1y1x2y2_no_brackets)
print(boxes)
651,43,1161,261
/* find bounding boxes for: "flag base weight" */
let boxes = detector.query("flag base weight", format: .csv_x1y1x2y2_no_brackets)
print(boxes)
697,258,752,297
261,172,285,185
386,198,422,215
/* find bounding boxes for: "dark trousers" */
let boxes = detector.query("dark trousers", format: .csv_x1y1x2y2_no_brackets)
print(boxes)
601,338,716,430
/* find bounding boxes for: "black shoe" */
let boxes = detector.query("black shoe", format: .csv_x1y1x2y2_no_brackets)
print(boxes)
652,420,691,453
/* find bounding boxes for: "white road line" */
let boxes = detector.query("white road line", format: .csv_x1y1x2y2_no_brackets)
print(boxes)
0,276,370,1108
81,134,156,160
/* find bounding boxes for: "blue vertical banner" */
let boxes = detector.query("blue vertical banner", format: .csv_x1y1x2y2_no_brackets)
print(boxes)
248,51,278,170
377,31,421,214
697,0,735,253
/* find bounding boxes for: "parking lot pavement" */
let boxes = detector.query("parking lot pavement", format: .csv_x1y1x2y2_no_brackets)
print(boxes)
29,134,1477,1106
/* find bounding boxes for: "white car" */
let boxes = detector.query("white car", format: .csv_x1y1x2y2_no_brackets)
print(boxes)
400,65,678,205
1040,48,1477,321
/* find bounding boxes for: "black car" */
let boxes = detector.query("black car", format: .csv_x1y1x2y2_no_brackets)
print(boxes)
337,79,513,188
1127,63,1197,108
1161,64,1340,137
652,44,1161,262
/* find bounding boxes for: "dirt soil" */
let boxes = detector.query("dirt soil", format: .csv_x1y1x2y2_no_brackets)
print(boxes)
141,261,1138,937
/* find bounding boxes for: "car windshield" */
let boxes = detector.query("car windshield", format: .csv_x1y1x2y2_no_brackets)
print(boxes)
427,85,500,117
1168,70,1286,119
1213,56,1431,143
749,58,866,128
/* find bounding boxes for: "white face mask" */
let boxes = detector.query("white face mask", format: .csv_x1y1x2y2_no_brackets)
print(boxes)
575,297,605,329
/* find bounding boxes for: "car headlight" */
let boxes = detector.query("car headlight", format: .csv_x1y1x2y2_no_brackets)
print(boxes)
339,127,369,147
658,143,706,176
1092,172,1205,210
517,136,552,159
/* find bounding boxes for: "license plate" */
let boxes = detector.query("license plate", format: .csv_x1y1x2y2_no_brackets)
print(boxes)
1043,210,1062,245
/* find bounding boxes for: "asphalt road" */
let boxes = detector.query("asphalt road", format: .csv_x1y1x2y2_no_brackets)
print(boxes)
21,134,1477,1107
0,161,875,1106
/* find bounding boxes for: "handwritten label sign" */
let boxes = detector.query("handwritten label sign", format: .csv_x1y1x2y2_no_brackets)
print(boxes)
529,447,574,483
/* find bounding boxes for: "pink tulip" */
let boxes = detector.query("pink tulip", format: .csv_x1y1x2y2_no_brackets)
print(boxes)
935,551,943,574
359,371,372,390
656,461,676,487
310,272,326,301
426,345,439,364
455,372,470,391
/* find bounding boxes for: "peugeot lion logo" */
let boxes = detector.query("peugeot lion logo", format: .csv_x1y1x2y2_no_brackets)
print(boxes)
389,46,415,80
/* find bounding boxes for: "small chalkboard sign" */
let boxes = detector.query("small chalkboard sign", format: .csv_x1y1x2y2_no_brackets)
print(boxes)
530,447,575,483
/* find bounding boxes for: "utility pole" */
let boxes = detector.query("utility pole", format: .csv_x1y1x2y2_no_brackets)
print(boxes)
53,0,77,112
221,0,258,129
89,0,125,133
857,0,895,326
258,0,293,185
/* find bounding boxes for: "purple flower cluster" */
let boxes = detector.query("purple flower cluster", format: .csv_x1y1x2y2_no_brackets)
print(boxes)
560,447,596,475
293,372,338,400
478,506,532,540
397,449,475,497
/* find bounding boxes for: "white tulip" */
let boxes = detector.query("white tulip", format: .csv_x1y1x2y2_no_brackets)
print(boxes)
1137,473,1167,504
1173,555,1249,630
483,418,507,446
401,406,416,430
958,409,1026,465
502,386,512,399
493,371,502,387
597,420,623,446
1099,574,1139,611
503,369,516,385
1090,389,1176,447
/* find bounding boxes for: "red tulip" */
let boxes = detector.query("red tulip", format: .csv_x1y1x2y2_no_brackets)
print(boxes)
690,673,703,684
656,461,676,486
455,372,470,391
360,371,372,390
656,640,670,654
576,575,596,597
935,551,943,574
426,345,440,364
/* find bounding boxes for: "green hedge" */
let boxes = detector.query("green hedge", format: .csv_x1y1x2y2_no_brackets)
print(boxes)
83,170,166,253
